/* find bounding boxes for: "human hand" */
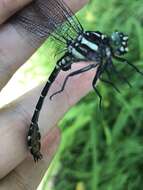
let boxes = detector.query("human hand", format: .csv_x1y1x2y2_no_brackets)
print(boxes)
0,0,95,189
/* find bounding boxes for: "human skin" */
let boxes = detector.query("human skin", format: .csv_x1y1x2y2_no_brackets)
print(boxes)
0,0,97,189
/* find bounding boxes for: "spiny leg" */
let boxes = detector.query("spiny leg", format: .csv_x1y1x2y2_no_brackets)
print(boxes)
93,85,102,110
92,67,103,109
108,61,132,87
113,56,143,76
99,77,121,93
50,64,98,100
105,69,112,80
105,68,123,89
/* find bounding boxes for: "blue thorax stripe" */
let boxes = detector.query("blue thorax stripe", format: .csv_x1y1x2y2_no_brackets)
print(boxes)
71,36,99,59
81,36,98,51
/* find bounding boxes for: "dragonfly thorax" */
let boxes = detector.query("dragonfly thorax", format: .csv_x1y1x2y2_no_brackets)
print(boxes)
67,31,104,61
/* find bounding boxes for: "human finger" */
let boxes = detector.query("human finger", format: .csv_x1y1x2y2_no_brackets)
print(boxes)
0,62,96,179
0,126,60,190
0,0,33,24
0,0,89,90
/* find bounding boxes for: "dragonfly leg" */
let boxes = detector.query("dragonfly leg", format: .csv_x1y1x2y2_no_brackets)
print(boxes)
107,60,132,87
113,55,143,76
99,77,121,93
50,63,98,100
92,66,103,109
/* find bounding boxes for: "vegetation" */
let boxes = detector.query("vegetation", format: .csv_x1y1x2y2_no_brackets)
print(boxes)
35,0,143,189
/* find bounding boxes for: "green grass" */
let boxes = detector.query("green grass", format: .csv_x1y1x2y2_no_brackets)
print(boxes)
34,0,143,189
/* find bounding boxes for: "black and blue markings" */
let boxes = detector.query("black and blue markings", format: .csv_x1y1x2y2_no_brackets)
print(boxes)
12,0,143,161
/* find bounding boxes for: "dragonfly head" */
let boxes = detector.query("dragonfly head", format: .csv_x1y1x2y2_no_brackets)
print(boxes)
110,31,129,56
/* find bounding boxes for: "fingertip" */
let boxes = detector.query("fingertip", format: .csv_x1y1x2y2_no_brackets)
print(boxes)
0,0,32,24
65,0,89,12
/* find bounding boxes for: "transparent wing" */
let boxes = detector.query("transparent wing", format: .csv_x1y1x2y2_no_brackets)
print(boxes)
11,0,83,44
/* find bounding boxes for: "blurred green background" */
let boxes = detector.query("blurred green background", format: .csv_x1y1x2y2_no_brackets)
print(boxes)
21,0,143,189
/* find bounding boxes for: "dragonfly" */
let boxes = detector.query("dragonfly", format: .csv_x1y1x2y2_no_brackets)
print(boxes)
11,0,143,162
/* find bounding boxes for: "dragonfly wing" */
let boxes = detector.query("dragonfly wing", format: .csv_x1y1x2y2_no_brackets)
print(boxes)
10,0,83,45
